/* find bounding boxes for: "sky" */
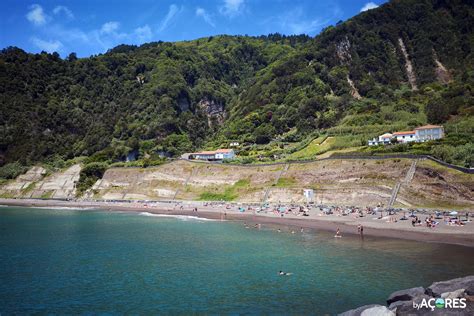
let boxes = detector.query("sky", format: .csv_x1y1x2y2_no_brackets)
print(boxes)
0,0,387,58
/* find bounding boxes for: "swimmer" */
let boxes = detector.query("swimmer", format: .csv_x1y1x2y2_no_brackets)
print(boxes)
277,229,281,233
335,228,342,238
279,271,292,276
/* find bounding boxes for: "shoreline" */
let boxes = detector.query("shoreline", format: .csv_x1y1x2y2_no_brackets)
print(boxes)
1,198,473,247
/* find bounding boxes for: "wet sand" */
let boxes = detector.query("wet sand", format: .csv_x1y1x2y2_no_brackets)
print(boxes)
1,198,473,247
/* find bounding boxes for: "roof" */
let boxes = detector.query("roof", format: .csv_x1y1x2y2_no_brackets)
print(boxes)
192,148,233,155
380,133,393,138
415,125,443,130
393,131,415,135
193,151,216,155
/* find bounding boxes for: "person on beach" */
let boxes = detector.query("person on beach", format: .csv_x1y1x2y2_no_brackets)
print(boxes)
360,225,364,236
357,224,361,234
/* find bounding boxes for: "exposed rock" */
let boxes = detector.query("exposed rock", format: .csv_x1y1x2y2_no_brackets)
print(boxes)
398,38,418,91
347,75,362,100
339,304,383,316
441,289,466,299
197,97,226,127
387,286,425,305
337,36,352,64
346,277,474,316
396,302,474,316
361,306,394,316
388,294,431,311
433,50,451,84
426,276,474,297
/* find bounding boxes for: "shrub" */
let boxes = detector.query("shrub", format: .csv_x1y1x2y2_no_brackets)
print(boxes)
76,162,109,195
0,162,28,179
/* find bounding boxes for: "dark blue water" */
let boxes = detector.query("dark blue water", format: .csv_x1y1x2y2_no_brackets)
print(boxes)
1,206,473,314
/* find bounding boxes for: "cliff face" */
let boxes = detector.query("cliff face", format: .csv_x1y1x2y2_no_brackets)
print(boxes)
2,159,471,209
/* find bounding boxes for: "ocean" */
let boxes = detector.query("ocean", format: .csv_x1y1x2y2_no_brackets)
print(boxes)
1,206,473,314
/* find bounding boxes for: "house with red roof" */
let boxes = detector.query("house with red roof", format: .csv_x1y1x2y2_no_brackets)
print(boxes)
368,125,444,146
393,130,416,143
414,125,444,142
189,149,235,161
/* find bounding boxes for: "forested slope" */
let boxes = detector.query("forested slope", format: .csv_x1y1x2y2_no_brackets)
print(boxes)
0,0,472,170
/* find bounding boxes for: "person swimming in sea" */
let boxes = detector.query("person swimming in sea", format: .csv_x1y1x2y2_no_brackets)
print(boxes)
279,271,292,276
335,228,342,237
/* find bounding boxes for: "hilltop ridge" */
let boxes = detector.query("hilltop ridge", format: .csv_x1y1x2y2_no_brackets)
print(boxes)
0,0,472,172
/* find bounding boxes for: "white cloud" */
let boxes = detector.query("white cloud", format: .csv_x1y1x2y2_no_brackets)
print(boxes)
53,6,74,19
101,21,120,34
134,25,153,42
26,4,48,26
158,4,182,32
287,19,327,34
219,0,245,17
196,7,215,27
360,2,379,12
278,7,330,35
30,37,63,52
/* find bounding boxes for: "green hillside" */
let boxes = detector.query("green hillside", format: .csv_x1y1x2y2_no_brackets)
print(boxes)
0,0,473,175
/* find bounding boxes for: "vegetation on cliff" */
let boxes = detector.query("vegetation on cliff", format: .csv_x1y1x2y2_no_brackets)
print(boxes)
0,0,472,172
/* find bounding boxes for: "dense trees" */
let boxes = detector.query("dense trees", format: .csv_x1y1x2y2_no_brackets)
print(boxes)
0,0,472,167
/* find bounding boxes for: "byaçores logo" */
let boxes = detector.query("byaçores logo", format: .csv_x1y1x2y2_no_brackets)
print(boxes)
413,298,467,311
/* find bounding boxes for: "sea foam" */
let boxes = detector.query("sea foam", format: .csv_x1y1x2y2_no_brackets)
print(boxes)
139,212,220,221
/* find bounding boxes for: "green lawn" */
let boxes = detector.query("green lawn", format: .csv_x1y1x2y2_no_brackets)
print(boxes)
287,136,335,159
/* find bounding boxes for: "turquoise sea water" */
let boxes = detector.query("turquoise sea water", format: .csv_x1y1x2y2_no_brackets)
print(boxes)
1,206,474,314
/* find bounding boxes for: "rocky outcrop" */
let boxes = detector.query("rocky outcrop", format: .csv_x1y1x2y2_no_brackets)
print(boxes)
347,75,362,100
426,276,474,297
339,276,474,316
433,50,452,84
339,304,384,316
336,36,352,64
387,286,425,305
196,97,226,127
398,38,418,91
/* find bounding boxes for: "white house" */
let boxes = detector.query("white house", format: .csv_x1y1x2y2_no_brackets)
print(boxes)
368,133,393,146
368,125,444,146
190,149,235,161
415,125,444,142
214,149,235,160
392,131,416,143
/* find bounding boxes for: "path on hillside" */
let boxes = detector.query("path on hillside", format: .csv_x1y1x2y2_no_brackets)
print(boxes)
262,163,290,204
388,160,418,208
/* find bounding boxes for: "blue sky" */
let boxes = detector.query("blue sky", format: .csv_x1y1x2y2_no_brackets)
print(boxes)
0,0,386,57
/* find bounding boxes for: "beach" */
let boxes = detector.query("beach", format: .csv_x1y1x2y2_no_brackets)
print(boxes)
1,198,473,247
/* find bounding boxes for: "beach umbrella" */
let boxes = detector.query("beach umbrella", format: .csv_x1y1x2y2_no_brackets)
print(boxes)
449,211,458,216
